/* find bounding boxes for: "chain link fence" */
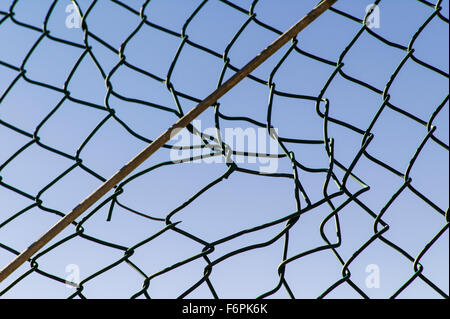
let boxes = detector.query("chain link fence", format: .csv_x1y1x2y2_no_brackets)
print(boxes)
0,0,448,298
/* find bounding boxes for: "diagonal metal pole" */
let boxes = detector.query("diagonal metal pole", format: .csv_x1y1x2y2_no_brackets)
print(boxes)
0,0,337,283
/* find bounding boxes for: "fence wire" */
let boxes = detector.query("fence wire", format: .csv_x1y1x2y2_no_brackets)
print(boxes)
0,0,448,298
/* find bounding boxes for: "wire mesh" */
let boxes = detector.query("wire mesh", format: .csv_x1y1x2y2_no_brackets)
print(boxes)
0,0,448,298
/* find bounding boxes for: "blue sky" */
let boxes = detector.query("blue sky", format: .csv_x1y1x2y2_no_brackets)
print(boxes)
0,0,448,298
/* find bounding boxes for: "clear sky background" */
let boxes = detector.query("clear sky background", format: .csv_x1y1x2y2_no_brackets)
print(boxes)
0,0,448,298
